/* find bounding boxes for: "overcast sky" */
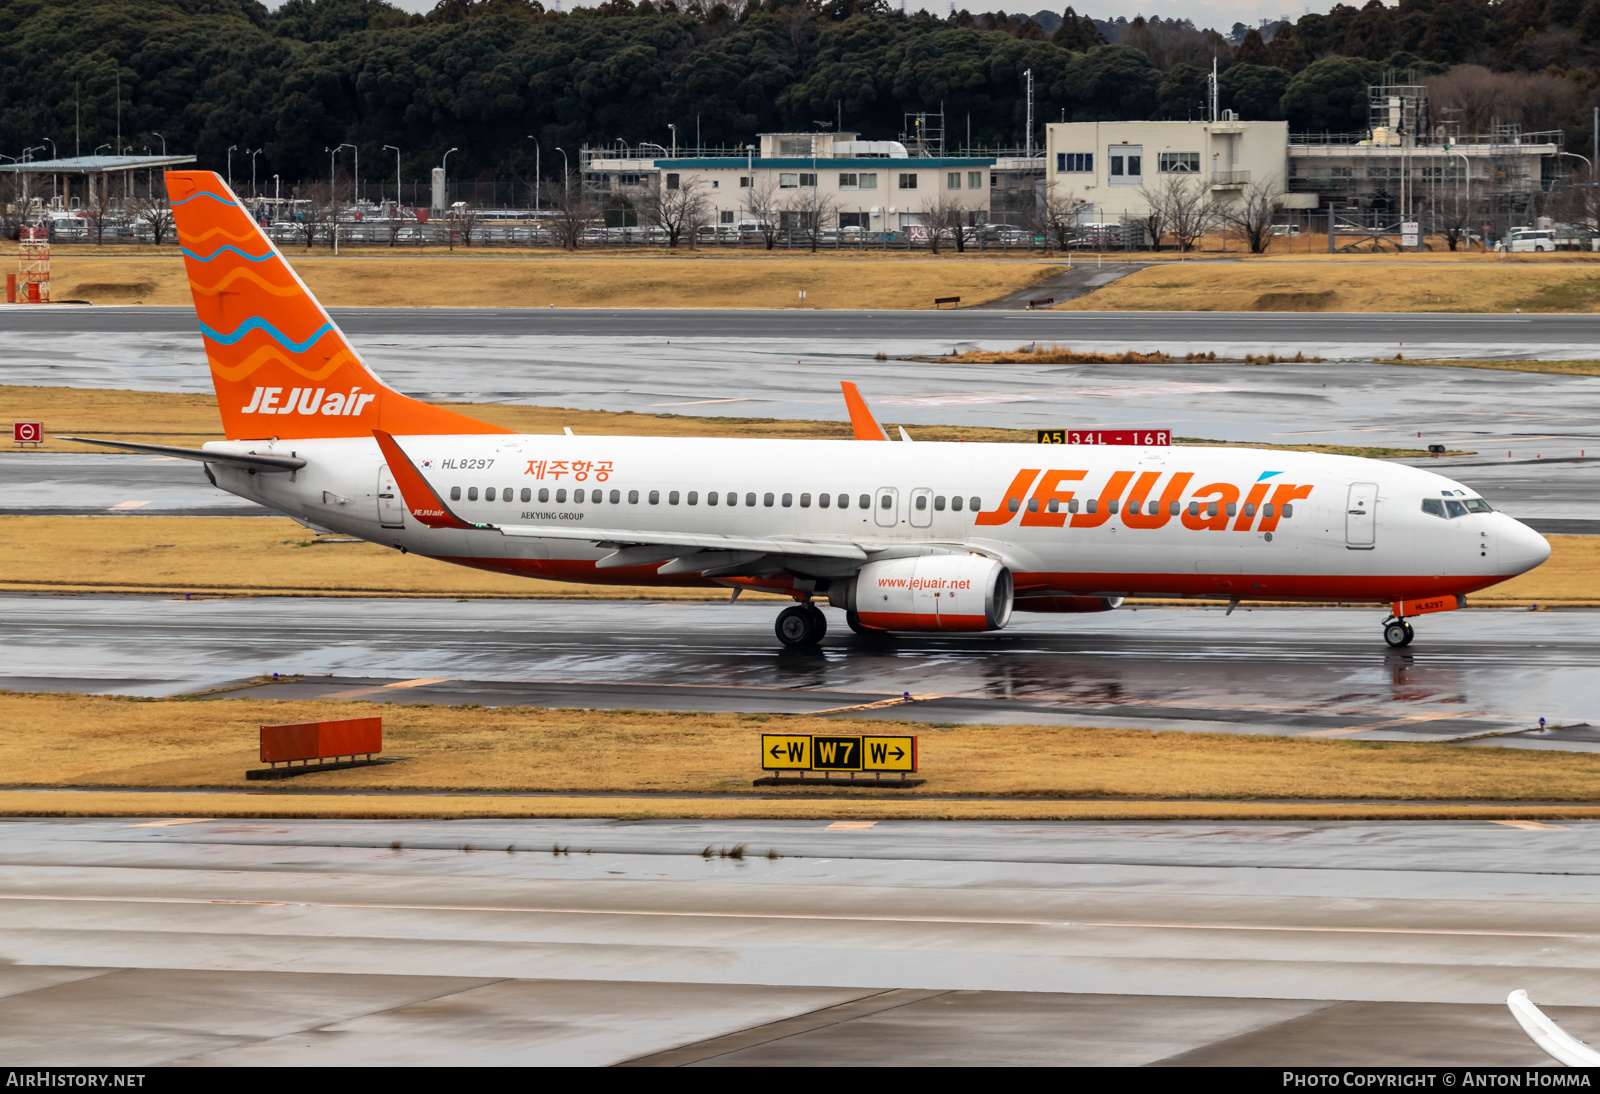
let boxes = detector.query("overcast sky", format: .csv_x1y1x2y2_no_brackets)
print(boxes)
371,0,1321,32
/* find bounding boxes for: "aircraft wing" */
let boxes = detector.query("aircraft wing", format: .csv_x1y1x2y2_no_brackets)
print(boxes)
499,524,869,561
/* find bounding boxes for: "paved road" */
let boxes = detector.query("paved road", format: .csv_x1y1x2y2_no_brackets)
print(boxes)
7,305,1600,347
5,596,1595,748
0,817,1593,1065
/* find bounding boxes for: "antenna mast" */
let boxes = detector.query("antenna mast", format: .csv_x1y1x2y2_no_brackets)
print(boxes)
1024,68,1034,157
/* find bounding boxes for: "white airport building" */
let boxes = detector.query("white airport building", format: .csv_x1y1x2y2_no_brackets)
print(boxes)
1044,81,1561,231
582,129,1045,233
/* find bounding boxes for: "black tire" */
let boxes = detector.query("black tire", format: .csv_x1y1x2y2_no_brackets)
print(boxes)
1383,621,1410,648
776,605,818,647
804,604,828,641
1400,621,1415,646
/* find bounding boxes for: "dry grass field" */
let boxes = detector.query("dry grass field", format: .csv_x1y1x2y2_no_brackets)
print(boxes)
1065,259,1600,313
25,250,1052,310
3,691,1599,816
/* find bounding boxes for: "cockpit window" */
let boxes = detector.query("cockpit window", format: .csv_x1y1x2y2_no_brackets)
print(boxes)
1463,498,1493,513
1421,498,1445,518
1445,499,1468,518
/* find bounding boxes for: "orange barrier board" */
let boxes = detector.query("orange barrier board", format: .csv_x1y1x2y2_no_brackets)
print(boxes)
260,717,382,763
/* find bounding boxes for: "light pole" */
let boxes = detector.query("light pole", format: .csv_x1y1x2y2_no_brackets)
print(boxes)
249,149,262,202
383,144,401,208
442,146,458,210
328,142,354,206
39,138,57,203
667,124,676,157
273,174,280,224
151,132,165,156
526,137,539,211
556,146,569,197
746,143,753,220
227,145,237,191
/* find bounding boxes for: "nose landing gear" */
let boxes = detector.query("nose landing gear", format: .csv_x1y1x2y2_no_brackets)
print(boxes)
1383,617,1415,648
775,602,829,647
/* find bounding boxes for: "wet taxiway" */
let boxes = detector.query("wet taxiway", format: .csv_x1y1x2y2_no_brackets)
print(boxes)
8,308,1600,453
5,595,1595,749
0,816,1595,1065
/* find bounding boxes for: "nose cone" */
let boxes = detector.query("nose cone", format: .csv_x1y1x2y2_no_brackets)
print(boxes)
1500,516,1552,576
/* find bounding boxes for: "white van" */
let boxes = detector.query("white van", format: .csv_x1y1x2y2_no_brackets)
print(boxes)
1502,227,1555,252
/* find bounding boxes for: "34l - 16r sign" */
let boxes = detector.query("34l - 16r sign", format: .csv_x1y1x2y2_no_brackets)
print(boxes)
1037,429,1170,446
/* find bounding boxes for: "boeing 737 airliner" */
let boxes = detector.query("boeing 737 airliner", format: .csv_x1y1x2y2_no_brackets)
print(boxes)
69,171,1551,649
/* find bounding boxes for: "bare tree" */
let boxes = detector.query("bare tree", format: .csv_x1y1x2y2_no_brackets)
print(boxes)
83,179,112,246
636,173,711,249
1428,66,1585,136
1133,181,1170,252
1034,183,1086,251
125,176,174,246
447,202,483,247
385,200,409,247
920,191,979,254
1142,175,1216,252
1220,178,1282,255
0,174,25,241
291,182,333,250
543,169,596,249
779,189,838,252
745,177,783,250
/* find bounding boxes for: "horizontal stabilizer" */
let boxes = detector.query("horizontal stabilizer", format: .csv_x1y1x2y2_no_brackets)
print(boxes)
56,436,305,472
500,524,868,560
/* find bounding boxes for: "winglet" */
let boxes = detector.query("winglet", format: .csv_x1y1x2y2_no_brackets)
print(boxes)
372,429,486,530
841,381,890,441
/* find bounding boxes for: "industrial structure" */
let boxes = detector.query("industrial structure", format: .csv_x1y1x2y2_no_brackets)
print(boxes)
1043,77,1563,240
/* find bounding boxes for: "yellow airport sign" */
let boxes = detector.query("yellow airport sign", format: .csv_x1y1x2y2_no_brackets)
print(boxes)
863,735,917,772
761,735,811,770
761,734,918,774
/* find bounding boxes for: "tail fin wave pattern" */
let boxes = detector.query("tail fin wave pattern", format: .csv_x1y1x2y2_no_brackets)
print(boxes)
166,170,507,441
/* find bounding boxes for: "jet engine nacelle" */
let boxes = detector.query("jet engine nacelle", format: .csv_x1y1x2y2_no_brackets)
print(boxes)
834,554,1013,632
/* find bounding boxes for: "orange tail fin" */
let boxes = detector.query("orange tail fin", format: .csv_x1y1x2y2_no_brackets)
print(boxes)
166,170,507,441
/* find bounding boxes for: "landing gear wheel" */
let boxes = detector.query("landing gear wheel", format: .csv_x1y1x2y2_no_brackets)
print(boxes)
804,604,828,641
776,605,821,647
1383,620,1415,648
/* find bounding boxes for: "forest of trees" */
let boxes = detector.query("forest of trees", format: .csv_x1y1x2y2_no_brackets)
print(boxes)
2,0,1599,187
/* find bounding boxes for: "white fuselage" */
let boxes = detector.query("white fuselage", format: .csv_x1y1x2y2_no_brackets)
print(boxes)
202,433,1551,605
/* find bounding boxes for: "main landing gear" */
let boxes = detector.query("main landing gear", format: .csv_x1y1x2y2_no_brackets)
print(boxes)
1383,617,1416,648
775,603,829,648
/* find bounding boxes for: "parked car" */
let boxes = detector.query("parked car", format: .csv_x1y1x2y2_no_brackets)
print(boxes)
1501,227,1554,252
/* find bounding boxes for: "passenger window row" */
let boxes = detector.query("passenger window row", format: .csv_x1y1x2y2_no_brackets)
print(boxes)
442,483,1298,521
446,485,990,511
998,496,1290,518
